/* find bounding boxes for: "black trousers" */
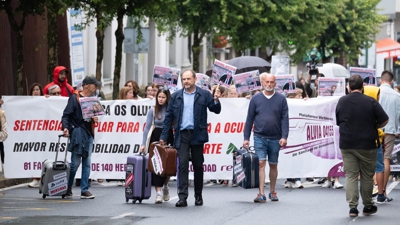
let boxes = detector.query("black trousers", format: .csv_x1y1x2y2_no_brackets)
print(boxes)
0,142,4,164
177,130,204,200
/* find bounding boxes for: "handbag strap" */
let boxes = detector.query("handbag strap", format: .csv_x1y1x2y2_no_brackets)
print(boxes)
151,106,155,127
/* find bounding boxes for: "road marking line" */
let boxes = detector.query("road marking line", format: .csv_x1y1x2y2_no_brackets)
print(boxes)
0,183,29,192
1,207,51,211
169,196,179,201
385,181,398,195
0,217,18,220
349,181,398,223
110,212,134,219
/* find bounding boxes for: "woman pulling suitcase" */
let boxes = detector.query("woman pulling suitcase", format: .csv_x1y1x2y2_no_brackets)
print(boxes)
140,88,174,203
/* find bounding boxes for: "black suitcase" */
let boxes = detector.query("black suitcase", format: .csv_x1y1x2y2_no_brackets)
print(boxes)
233,147,259,189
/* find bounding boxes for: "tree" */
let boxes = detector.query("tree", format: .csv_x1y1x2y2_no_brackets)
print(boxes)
224,0,345,64
0,0,46,94
316,0,386,63
157,0,234,72
109,0,176,99
46,0,65,82
65,0,113,82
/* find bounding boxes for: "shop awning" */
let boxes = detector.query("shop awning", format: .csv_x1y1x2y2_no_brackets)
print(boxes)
376,38,400,58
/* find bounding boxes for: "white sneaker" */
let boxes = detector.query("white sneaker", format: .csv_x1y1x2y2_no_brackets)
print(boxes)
284,181,293,188
28,179,40,188
372,185,378,197
322,180,331,188
162,186,170,201
334,181,344,189
117,181,123,186
155,194,163,204
294,180,304,189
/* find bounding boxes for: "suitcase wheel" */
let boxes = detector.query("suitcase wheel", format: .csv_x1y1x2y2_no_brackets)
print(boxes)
132,199,137,204
62,194,66,199
138,199,142,203
126,198,129,203
42,194,46,199
39,190,42,194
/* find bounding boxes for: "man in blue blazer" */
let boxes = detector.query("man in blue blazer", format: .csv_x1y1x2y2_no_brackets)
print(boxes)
160,69,222,207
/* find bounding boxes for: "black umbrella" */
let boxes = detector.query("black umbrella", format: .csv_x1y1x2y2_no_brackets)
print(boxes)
226,56,271,74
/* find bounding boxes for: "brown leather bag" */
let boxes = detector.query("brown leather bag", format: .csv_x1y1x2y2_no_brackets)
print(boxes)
148,142,177,177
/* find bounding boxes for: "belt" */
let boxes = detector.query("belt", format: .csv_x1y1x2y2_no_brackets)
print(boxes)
181,129,194,133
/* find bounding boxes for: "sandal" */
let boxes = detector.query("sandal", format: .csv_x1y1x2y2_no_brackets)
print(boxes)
222,180,229,186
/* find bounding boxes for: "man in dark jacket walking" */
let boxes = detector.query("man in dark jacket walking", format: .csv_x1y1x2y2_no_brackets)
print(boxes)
160,69,221,207
336,74,388,217
62,76,101,199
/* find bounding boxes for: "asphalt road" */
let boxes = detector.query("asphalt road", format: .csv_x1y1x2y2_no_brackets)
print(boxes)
1,178,400,225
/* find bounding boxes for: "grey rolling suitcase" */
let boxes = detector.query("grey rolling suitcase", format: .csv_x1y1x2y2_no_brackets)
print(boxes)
39,134,70,199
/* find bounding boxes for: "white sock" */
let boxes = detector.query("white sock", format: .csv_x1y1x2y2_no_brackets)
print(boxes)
157,191,162,196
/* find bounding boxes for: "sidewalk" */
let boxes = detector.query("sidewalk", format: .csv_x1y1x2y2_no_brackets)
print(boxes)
0,170,31,189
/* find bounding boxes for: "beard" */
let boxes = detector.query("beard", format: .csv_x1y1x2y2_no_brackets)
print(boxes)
264,86,274,91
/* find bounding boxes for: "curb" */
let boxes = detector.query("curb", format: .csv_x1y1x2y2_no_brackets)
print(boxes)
0,177,31,189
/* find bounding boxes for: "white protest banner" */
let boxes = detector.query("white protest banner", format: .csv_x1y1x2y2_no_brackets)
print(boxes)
280,97,344,178
3,95,345,179
88,98,154,179
2,96,154,179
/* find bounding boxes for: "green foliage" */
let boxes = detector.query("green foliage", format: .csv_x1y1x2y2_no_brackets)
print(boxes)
225,0,345,64
155,0,238,71
106,0,176,99
317,0,387,63
63,0,113,31
223,0,386,64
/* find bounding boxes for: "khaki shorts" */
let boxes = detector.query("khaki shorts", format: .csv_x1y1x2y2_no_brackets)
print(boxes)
384,133,396,159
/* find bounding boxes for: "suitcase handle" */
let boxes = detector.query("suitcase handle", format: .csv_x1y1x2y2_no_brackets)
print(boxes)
240,146,255,152
53,161,68,170
152,141,175,149
54,134,69,170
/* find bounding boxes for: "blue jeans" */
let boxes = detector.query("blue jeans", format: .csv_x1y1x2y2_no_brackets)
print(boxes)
68,136,93,193
375,145,384,173
254,136,281,164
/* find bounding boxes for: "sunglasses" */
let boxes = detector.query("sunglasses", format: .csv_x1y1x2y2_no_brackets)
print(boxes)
50,92,61,96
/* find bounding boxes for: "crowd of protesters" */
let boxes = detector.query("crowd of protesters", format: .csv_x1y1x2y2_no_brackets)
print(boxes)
0,65,399,216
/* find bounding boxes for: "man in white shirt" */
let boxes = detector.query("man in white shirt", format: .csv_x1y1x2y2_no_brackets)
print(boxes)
379,70,400,202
